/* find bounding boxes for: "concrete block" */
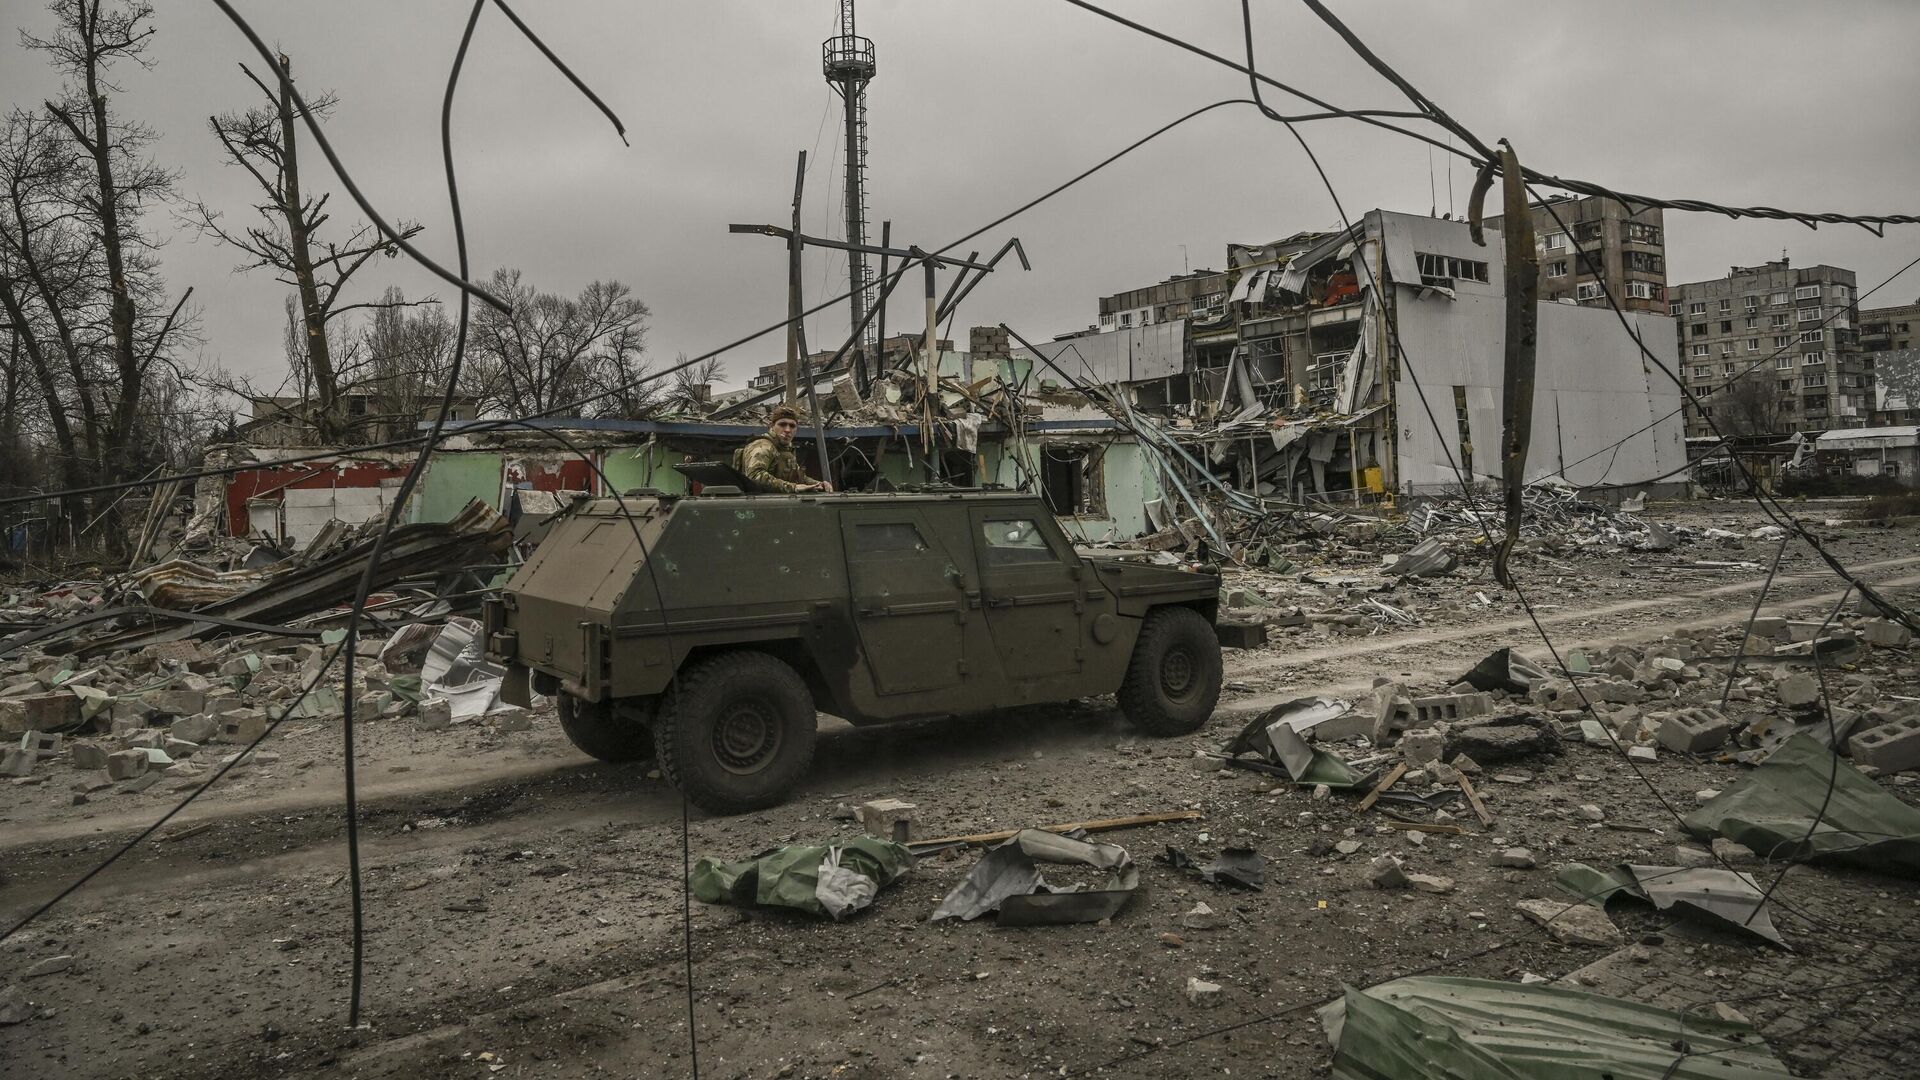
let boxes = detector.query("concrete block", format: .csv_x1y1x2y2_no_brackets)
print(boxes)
1749,616,1788,639
0,694,79,735
858,798,917,842
417,697,452,731
163,738,199,758
1409,692,1491,726
1655,708,1737,754
0,748,33,777
215,711,268,744
140,689,206,717
1397,728,1444,765
1186,977,1224,1008
1782,620,1830,643
1493,847,1536,868
105,749,149,781
1586,679,1647,705
1848,715,1920,774
1368,854,1410,889
169,714,218,743
1863,619,1912,649
69,741,110,770
1626,745,1658,763
1777,674,1821,709
1214,621,1267,650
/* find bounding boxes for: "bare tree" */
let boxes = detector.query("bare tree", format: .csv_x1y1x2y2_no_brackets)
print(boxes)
462,268,658,418
1715,370,1794,437
188,54,421,441
22,0,193,491
358,287,457,439
665,353,722,414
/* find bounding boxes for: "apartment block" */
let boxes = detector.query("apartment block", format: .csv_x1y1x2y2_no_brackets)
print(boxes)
1860,298,1920,425
1669,259,1865,438
1482,194,1668,314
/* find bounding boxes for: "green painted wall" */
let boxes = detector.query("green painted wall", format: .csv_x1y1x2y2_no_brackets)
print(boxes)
410,452,502,523
601,445,691,495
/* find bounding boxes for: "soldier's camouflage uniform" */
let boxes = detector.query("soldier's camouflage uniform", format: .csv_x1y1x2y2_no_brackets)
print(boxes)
737,436,817,493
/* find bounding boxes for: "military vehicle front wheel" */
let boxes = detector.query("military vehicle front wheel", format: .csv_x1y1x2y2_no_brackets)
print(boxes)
557,694,655,763
653,651,817,814
1117,606,1223,736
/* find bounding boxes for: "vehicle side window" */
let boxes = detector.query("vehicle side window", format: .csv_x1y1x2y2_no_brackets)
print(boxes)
980,517,1056,565
854,521,929,554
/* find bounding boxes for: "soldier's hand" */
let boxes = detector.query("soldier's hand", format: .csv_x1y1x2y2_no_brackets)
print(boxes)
817,481,835,493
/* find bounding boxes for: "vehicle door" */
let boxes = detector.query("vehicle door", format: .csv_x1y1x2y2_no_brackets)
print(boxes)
968,508,1086,680
840,508,969,694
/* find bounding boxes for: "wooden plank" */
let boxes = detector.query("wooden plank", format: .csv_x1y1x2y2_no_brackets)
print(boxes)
1382,818,1467,837
1356,762,1408,813
908,810,1202,850
1458,774,1495,827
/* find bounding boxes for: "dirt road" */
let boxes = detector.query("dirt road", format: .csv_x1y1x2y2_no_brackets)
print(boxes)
4,508,1919,1078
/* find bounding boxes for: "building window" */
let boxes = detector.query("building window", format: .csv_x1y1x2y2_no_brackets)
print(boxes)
1716,299,1731,314
1689,302,1707,315
1668,300,1683,317
1415,252,1489,287
1797,308,1823,324
1723,362,1737,375
1624,281,1655,300
1747,338,1761,352
1775,355,1793,369
1719,320,1733,333
1803,372,1827,387
1720,343,1735,357
1691,323,1708,337
1804,351,1825,365
1626,222,1662,245
1800,329,1823,343
1119,312,1132,327
1769,291,1789,306
1744,295,1760,311
1743,317,1758,330
1573,221,1603,244
1546,260,1568,278
1691,344,1709,357
1795,284,1820,300
1693,365,1712,378
1773,335,1793,348
1576,282,1604,301
1541,233,1568,251
1624,252,1664,274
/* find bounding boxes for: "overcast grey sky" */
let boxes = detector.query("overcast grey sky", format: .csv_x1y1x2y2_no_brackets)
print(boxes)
6,1,1919,396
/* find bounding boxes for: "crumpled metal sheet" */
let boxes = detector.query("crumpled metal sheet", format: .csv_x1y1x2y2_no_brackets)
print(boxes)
1222,700,1367,788
1685,733,1920,875
1318,976,1791,1080
1555,862,1786,947
931,829,1137,925
1157,845,1265,891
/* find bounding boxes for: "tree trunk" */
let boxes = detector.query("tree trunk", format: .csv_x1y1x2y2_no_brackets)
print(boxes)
82,53,141,491
273,55,339,443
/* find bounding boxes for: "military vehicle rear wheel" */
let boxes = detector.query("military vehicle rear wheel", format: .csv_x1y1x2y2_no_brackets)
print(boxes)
556,694,655,763
653,651,817,814
1117,606,1222,736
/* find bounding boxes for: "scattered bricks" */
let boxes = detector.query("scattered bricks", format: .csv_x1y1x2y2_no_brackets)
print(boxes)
141,641,209,668
491,708,533,733
1185,977,1224,1008
1408,873,1455,894
1750,616,1789,639
109,698,155,727
1579,719,1611,747
69,741,110,770
1586,679,1647,705
417,697,453,731
1777,674,1821,709
203,693,247,716
1397,728,1444,765
1493,847,1536,869
18,729,60,759
1626,745,1658,763
163,738,199,759
1847,715,1920,774
0,749,33,777
1368,855,1410,889
1655,708,1738,754
140,689,206,718
1371,693,1417,744
123,729,162,749
169,715,218,744
215,711,268,745
1863,619,1912,649
1181,903,1222,930
105,749,149,781
1409,692,1491,725
857,798,917,842
140,747,176,771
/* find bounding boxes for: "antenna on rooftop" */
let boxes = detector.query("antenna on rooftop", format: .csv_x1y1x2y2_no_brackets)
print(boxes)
824,1,878,375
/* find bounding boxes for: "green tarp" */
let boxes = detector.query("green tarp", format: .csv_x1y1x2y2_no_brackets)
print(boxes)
691,837,912,920
1318,976,1790,1080
1683,734,1920,875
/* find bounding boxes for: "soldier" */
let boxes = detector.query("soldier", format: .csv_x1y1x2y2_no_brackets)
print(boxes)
737,405,835,493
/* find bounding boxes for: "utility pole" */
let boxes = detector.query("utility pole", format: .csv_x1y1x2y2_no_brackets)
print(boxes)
785,151,805,404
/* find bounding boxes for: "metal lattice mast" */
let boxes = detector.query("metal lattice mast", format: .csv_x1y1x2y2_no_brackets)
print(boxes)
823,1,877,368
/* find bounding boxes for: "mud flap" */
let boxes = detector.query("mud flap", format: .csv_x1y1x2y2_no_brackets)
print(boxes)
501,663,532,708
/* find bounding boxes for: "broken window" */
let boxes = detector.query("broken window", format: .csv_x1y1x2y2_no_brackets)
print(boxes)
1577,282,1604,301
1795,284,1820,300
1690,323,1707,336
1626,222,1662,245
1624,281,1656,300
1308,350,1348,406
1414,252,1488,288
1770,313,1791,330
1804,351,1826,365
1545,260,1568,278
1797,306,1824,323
1451,386,1474,480
1572,220,1603,244
1803,372,1827,387
1717,298,1731,314
1540,232,1568,251
854,522,930,554
1800,329,1824,343
1668,300,1683,316
1719,320,1733,333
1040,448,1088,516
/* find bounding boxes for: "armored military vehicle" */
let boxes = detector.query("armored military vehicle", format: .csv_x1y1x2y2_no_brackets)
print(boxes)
484,489,1222,814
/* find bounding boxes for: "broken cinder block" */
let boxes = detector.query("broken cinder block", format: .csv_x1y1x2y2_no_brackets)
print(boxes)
105,749,149,781
1654,708,1737,755
1409,692,1492,726
857,798,917,842
1848,715,1920,775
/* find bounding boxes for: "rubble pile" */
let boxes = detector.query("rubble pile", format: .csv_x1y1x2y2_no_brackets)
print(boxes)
0,499,529,796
